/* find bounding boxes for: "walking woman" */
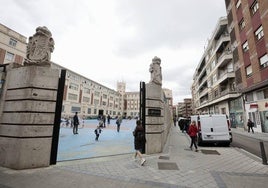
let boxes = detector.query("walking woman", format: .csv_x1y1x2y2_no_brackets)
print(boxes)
133,120,146,166
188,120,198,152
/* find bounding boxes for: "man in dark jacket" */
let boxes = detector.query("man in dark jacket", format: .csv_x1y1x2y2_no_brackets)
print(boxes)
133,120,146,166
247,119,254,133
73,112,79,134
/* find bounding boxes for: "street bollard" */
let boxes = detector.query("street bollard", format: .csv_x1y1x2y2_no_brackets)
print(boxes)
259,141,267,165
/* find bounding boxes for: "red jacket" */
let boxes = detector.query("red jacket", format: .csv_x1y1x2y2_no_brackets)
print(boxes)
188,124,198,137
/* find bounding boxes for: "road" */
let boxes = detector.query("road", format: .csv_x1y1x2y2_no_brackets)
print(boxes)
231,131,268,164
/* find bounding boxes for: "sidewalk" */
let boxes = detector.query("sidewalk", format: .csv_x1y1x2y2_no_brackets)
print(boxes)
0,126,268,188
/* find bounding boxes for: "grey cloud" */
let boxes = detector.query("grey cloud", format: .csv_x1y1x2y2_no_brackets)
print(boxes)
114,0,226,57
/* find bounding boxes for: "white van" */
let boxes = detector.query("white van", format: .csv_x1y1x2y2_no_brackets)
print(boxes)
191,114,232,146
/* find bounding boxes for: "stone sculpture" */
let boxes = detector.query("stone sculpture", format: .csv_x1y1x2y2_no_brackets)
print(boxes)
149,56,162,86
24,26,54,66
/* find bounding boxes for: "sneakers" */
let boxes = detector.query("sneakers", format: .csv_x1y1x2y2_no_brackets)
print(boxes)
141,158,146,166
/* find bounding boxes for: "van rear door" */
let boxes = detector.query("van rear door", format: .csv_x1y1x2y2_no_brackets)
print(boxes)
212,115,229,141
200,115,229,141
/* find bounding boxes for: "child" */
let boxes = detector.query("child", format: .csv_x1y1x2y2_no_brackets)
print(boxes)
94,126,102,141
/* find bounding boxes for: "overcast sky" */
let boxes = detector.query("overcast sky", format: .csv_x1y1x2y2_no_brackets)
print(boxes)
0,0,227,104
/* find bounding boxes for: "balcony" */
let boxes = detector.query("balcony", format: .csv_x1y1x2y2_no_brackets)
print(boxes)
196,89,240,110
217,50,232,68
199,87,208,98
215,34,230,53
215,71,235,85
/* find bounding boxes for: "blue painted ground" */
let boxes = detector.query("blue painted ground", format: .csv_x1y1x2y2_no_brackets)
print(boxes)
57,119,137,161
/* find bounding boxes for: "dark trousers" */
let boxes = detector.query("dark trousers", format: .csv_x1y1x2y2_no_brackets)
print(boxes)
73,124,78,134
95,133,99,141
117,124,120,132
248,126,254,133
190,136,197,149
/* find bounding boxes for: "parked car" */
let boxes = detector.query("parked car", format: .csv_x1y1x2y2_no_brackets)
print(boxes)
190,114,232,146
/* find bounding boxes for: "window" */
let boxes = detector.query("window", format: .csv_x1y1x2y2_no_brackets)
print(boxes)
83,96,90,103
9,38,17,47
256,90,264,100
71,106,80,113
242,41,249,52
259,54,268,68
246,93,254,102
246,65,252,76
87,108,91,114
103,94,107,99
250,0,259,15
68,93,78,101
94,91,100,96
255,26,264,40
68,74,80,82
84,88,90,94
5,52,14,62
94,99,99,105
239,19,245,30
69,83,78,91
214,90,219,97
264,88,268,99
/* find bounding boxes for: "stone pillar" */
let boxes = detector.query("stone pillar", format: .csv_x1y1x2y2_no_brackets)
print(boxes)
0,65,59,169
145,83,164,154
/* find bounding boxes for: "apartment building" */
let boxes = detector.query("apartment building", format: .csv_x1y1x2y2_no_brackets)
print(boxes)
0,23,26,65
51,63,123,119
177,98,192,118
225,0,268,132
163,88,173,108
124,91,140,118
192,17,240,119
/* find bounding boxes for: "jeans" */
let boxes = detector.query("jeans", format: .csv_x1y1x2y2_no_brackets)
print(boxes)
190,136,197,149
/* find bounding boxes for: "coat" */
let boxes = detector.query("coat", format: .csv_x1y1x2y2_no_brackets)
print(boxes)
133,125,145,150
188,124,198,137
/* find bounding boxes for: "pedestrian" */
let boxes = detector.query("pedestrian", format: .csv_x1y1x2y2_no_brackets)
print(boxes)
173,115,177,127
247,119,254,133
103,115,106,128
73,112,79,134
184,119,190,133
94,126,102,141
116,116,122,132
82,116,85,128
98,116,104,128
107,114,111,125
133,120,146,166
66,118,70,127
188,120,198,152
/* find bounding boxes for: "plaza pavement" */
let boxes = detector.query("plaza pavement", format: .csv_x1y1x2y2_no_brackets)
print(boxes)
0,121,268,188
